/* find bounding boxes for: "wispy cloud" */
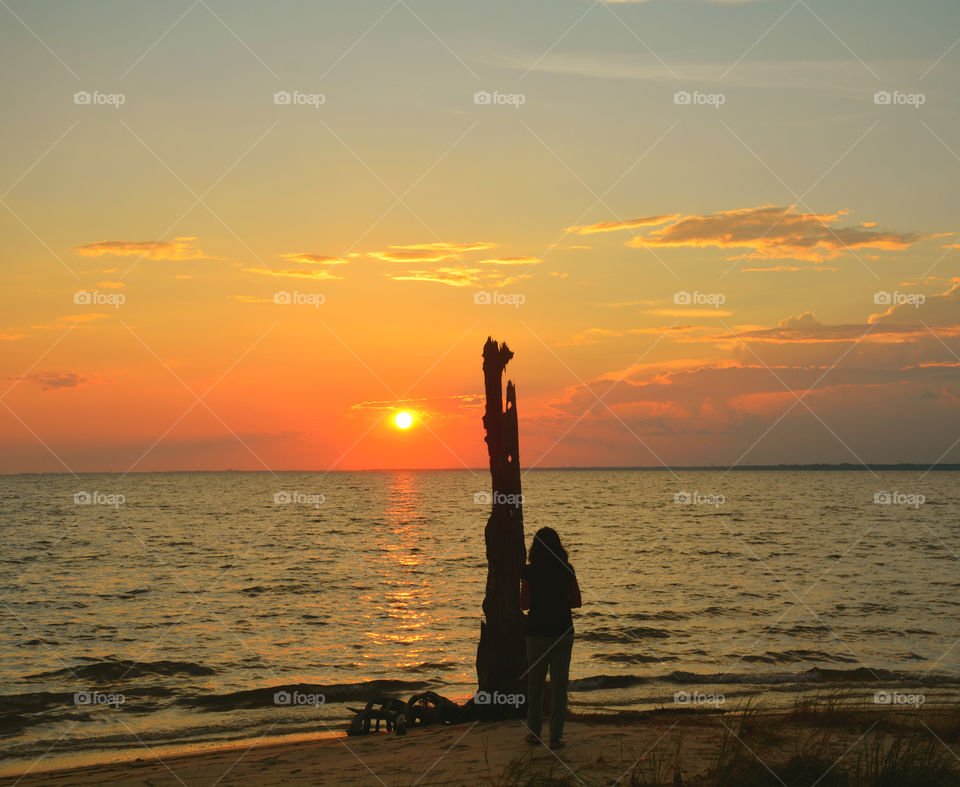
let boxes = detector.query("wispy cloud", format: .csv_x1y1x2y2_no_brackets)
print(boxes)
389,266,533,288
566,214,676,235
623,205,924,262
229,295,276,304
279,253,347,265
15,371,103,391
648,308,734,317
58,314,111,323
350,393,483,418
244,267,344,281
366,242,535,286
389,267,485,287
74,236,219,261
476,256,541,266
368,241,497,263
741,265,840,273
871,280,960,325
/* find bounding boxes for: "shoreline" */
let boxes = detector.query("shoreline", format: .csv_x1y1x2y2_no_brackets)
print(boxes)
4,684,959,781
0,711,762,786
0,728,345,781
2,703,957,786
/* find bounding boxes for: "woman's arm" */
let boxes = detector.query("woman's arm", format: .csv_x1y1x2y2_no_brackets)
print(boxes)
520,578,531,611
570,575,582,609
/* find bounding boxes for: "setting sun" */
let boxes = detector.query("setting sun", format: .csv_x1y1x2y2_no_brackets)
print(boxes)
394,412,413,430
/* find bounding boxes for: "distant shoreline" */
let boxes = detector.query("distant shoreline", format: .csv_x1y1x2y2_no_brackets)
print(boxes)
4,463,958,476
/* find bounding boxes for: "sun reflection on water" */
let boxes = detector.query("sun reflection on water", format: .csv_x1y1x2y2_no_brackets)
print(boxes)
362,472,437,662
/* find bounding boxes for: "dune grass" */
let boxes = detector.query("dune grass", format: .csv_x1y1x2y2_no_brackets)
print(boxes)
492,696,960,786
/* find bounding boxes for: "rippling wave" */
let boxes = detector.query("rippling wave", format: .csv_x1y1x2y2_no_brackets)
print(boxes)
1,469,958,768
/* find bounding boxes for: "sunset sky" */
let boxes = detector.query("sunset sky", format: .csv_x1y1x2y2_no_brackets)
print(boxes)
2,0,959,472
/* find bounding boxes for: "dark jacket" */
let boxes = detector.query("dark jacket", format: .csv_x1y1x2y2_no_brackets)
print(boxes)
522,562,579,637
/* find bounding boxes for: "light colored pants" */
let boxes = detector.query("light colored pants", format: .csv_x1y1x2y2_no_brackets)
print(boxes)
525,633,574,741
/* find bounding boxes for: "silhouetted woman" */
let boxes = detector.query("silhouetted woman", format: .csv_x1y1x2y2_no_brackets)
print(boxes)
520,527,582,749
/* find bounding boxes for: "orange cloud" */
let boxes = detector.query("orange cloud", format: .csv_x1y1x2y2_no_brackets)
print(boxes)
350,393,483,415
623,206,923,262
389,267,484,287
394,241,497,252
58,313,110,323
870,281,960,325
741,265,839,273
16,371,102,390
715,303,960,347
476,257,541,266
648,308,734,317
388,263,533,288
566,214,676,235
368,241,497,263
279,253,347,265
74,236,219,261
369,249,455,262
558,325,716,346
244,267,344,281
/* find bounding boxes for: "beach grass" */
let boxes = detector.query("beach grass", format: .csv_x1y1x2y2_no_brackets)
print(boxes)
2,701,958,786
489,699,960,787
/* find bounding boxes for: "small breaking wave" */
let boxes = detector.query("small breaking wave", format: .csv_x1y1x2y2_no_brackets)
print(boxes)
567,667,960,693
180,679,433,712
27,658,216,682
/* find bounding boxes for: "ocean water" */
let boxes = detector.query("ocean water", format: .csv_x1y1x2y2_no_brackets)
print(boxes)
1,469,958,772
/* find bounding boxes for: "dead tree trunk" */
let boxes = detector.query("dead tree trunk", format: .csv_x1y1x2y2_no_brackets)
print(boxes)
475,337,526,710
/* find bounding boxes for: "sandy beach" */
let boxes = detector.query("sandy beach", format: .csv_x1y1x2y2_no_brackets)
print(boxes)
3,703,957,786
0,713,734,786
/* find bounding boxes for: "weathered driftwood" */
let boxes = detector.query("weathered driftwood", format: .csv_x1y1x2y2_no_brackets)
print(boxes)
346,692,468,735
346,339,527,737
346,697,408,736
475,338,527,715
404,691,462,727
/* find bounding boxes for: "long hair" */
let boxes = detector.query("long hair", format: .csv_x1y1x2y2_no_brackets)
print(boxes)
528,527,573,577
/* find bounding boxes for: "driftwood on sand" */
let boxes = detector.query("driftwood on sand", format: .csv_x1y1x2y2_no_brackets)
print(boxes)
475,338,527,715
347,692,467,736
346,339,526,736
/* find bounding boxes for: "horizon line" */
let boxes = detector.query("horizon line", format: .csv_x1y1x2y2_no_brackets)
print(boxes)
3,462,958,476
